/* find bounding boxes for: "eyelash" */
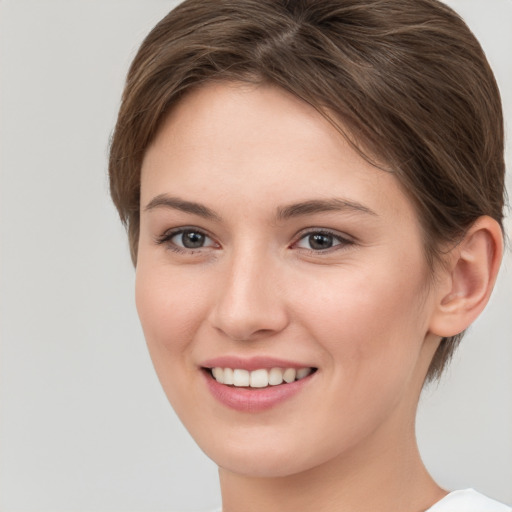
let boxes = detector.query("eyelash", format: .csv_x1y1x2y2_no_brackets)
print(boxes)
292,229,354,254
155,227,217,254
155,227,354,255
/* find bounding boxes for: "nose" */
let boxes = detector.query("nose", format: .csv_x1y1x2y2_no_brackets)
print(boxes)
208,250,289,342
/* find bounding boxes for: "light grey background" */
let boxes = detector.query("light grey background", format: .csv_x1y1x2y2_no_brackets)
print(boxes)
0,1,511,511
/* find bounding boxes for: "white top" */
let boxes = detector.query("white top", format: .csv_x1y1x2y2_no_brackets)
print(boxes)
426,489,511,511
203,489,511,512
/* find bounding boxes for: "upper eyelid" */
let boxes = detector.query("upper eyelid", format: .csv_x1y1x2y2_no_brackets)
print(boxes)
292,227,354,242
155,225,354,247
290,229,356,254
155,226,217,247
159,225,212,239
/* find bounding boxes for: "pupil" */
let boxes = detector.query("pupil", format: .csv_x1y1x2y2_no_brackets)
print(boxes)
309,233,333,250
182,231,205,248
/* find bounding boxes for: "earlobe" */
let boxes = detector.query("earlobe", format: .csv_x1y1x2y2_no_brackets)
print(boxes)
429,216,503,338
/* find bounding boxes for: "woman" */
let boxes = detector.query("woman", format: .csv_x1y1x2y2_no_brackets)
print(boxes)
109,0,510,510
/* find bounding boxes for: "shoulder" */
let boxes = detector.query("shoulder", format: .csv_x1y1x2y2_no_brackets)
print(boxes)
428,489,512,512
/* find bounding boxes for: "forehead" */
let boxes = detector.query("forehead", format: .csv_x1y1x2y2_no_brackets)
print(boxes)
140,81,417,225
144,81,350,176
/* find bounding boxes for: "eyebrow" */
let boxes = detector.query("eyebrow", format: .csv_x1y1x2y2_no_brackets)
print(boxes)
144,194,222,221
144,194,377,222
276,198,377,220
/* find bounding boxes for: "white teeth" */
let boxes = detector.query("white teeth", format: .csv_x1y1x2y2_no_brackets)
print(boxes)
223,367,234,385
296,368,312,380
250,369,269,388
268,367,284,386
212,367,224,383
210,367,314,388
283,368,296,383
233,369,250,387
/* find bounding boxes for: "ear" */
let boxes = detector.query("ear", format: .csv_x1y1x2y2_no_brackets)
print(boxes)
429,216,504,338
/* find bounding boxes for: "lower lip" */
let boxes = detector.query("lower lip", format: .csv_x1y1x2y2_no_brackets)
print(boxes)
203,370,314,412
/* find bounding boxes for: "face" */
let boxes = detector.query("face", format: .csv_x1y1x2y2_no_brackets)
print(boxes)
136,82,441,478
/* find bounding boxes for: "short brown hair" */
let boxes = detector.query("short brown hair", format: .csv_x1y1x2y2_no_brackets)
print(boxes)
109,0,506,382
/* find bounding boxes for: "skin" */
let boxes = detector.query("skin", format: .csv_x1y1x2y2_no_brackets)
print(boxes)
135,82,498,512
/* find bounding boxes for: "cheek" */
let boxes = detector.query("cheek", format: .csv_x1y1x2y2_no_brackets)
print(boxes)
293,260,429,382
134,262,214,421
280,267,431,459
134,262,210,363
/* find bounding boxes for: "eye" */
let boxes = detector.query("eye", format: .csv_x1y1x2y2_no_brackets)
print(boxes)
294,230,352,252
172,229,211,249
156,228,218,252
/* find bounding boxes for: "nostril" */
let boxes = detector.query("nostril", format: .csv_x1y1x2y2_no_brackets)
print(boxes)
207,271,289,342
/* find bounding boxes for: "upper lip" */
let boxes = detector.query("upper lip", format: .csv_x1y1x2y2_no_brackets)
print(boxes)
200,356,316,372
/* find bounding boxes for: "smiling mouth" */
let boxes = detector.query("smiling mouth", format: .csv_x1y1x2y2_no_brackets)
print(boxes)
205,367,317,388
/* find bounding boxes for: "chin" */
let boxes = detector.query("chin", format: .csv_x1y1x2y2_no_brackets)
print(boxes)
206,443,319,478
187,417,356,480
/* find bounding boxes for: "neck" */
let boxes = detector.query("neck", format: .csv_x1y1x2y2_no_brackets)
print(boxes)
218,336,446,512
219,407,445,512
219,438,444,512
